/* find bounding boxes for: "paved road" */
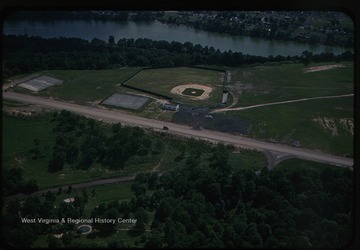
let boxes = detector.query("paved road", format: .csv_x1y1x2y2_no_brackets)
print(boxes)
3,92,353,168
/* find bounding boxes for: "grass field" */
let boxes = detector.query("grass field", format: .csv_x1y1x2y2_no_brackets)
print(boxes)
276,158,353,174
228,96,353,156
223,61,354,156
182,88,205,96
228,149,268,171
13,68,142,103
125,67,224,106
228,62,353,107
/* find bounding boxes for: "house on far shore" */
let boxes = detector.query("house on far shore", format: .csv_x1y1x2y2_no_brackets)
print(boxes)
162,103,179,111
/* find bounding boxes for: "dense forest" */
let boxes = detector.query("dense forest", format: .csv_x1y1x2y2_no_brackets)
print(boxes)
5,11,354,48
2,35,354,80
2,112,354,248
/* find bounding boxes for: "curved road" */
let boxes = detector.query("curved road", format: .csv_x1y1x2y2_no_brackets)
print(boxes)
3,92,353,169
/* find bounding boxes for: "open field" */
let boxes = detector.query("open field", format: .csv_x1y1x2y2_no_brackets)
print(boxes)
217,61,354,157
227,96,353,157
4,61,353,163
227,62,353,107
125,67,224,106
12,68,142,103
276,158,354,175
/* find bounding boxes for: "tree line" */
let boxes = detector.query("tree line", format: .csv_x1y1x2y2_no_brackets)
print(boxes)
138,146,353,248
5,11,354,48
2,112,353,247
3,35,354,79
47,110,158,173
2,140,353,248
156,11,354,48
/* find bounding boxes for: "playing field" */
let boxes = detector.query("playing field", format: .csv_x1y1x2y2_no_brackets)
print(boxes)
124,67,225,107
14,68,142,103
18,75,63,92
102,93,150,110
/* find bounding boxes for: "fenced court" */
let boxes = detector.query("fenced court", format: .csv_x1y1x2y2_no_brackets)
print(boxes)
102,93,150,110
18,75,63,92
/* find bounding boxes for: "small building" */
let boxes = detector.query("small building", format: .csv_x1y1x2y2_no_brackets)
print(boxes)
222,90,229,104
162,103,179,111
64,198,75,203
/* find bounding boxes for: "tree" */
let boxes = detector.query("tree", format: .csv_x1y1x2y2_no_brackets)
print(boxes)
301,50,313,65
45,190,56,203
145,231,163,248
130,220,146,236
47,235,62,248
244,222,263,247
154,200,172,222
65,143,79,164
62,232,74,247
7,224,38,248
134,207,149,224
108,35,115,45
108,239,128,248
3,167,24,195
98,207,119,235
47,151,65,172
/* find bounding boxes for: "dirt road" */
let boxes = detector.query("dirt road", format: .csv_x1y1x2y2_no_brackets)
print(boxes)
3,92,353,168
210,93,354,113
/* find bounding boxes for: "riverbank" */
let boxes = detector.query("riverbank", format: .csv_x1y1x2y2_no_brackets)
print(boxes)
4,11,352,56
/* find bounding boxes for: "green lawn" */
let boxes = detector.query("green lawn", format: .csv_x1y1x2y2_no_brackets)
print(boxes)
275,158,353,174
14,68,142,103
182,88,205,96
228,62,354,107
229,149,268,171
228,96,354,156
126,67,224,106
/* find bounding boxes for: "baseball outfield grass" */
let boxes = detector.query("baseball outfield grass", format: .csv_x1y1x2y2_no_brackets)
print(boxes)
125,67,225,106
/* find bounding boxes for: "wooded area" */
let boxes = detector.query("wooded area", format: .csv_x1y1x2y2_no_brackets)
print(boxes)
2,112,353,248
3,35,354,80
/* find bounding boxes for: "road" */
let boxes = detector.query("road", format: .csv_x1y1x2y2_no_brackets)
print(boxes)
6,174,138,201
210,93,354,113
3,92,353,169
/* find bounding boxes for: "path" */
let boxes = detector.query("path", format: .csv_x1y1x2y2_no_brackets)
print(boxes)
210,93,354,113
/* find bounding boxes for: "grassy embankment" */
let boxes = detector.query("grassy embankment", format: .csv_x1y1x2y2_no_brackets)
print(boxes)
225,62,354,156
2,113,266,189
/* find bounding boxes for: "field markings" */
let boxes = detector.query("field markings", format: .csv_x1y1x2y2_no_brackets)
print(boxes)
210,93,354,113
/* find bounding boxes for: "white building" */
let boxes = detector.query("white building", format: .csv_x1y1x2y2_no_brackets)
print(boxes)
162,103,179,111
222,91,229,104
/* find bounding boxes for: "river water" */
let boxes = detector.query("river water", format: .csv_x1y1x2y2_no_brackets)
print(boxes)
3,19,351,56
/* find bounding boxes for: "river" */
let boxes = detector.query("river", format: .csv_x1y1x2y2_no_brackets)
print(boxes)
3,19,350,56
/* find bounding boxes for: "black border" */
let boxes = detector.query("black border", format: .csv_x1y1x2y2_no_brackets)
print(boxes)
1,1,358,250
